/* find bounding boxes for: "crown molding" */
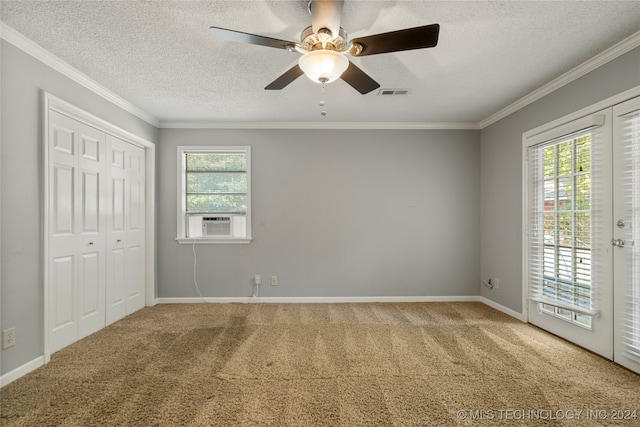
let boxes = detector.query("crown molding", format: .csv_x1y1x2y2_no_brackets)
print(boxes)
159,120,481,130
0,22,160,128
479,30,640,129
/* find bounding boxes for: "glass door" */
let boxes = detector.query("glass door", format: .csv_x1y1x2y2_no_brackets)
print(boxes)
613,96,640,375
525,110,613,358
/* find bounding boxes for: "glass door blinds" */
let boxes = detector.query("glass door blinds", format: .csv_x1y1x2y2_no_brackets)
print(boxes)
613,97,640,374
526,112,613,358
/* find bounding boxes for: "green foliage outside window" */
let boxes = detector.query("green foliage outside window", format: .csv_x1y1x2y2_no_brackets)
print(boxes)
185,152,248,213
543,135,591,248
541,134,592,317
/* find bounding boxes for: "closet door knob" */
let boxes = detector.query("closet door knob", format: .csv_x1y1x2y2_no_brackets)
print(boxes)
116,239,122,243
88,242,94,246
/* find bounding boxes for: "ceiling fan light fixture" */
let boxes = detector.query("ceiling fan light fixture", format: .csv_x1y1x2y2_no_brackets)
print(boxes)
299,49,348,84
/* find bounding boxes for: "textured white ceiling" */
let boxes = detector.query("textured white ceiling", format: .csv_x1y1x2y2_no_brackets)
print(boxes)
1,1,639,124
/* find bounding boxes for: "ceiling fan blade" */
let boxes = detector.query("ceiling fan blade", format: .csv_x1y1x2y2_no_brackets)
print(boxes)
350,24,440,57
210,26,295,50
265,65,305,90
340,61,380,94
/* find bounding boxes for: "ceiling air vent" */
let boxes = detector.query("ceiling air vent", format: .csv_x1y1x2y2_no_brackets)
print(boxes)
378,88,410,96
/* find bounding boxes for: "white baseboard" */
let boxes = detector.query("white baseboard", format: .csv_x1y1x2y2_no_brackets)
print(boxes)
157,295,482,304
0,355,45,388
480,297,526,322
157,296,526,322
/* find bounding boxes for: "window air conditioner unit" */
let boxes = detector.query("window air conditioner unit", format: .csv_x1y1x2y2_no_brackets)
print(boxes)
187,214,246,238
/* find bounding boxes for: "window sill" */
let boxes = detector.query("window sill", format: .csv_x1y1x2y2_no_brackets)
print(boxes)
176,237,253,245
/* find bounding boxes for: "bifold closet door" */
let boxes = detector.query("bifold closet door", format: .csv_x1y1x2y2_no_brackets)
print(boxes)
48,107,147,353
125,142,146,314
106,135,145,325
77,121,107,340
48,111,106,353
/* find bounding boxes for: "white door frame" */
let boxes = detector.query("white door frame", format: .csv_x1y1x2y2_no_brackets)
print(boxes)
42,92,156,363
522,86,640,353
522,86,640,322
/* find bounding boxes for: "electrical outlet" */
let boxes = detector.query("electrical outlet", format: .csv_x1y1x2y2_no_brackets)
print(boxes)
271,276,278,286
493,278,500,289
254,274,261,286
3,327,16,349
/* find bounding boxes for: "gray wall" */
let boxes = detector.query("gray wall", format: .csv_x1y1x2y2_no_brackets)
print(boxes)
480,46,640,313
0,40,158,375
158,129,480,299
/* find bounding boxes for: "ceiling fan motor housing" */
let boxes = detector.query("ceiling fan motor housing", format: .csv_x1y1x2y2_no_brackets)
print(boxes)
308,0,344,39
299,26,350,53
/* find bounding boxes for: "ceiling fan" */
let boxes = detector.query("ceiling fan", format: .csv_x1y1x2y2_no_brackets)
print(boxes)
210,0,439,94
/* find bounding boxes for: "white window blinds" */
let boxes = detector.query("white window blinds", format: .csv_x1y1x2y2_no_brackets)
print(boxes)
618,109,640,360
527,115,606,325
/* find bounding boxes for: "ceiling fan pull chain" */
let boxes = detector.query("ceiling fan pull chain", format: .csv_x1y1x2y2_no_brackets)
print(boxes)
319,82,327,116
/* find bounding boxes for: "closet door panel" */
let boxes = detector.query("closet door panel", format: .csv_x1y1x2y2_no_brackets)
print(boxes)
79,251,100,320
111,177,126,232
106,246,126,325
51,255,75,331
77,123,106,338
126,244,144,312
126,143,145,313
81,171,99,232
106,135,128,325
52,165,75,236
48,111,80,353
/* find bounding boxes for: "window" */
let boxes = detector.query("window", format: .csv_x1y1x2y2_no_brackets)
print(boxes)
176,146,251,243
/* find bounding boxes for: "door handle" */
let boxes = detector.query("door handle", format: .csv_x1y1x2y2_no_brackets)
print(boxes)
611,238,625,248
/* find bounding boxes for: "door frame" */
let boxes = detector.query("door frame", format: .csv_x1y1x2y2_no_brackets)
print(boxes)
521,85,640,355
42,92,156,363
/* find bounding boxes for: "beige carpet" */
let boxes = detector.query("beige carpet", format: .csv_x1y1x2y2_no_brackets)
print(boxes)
1,302,639,426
